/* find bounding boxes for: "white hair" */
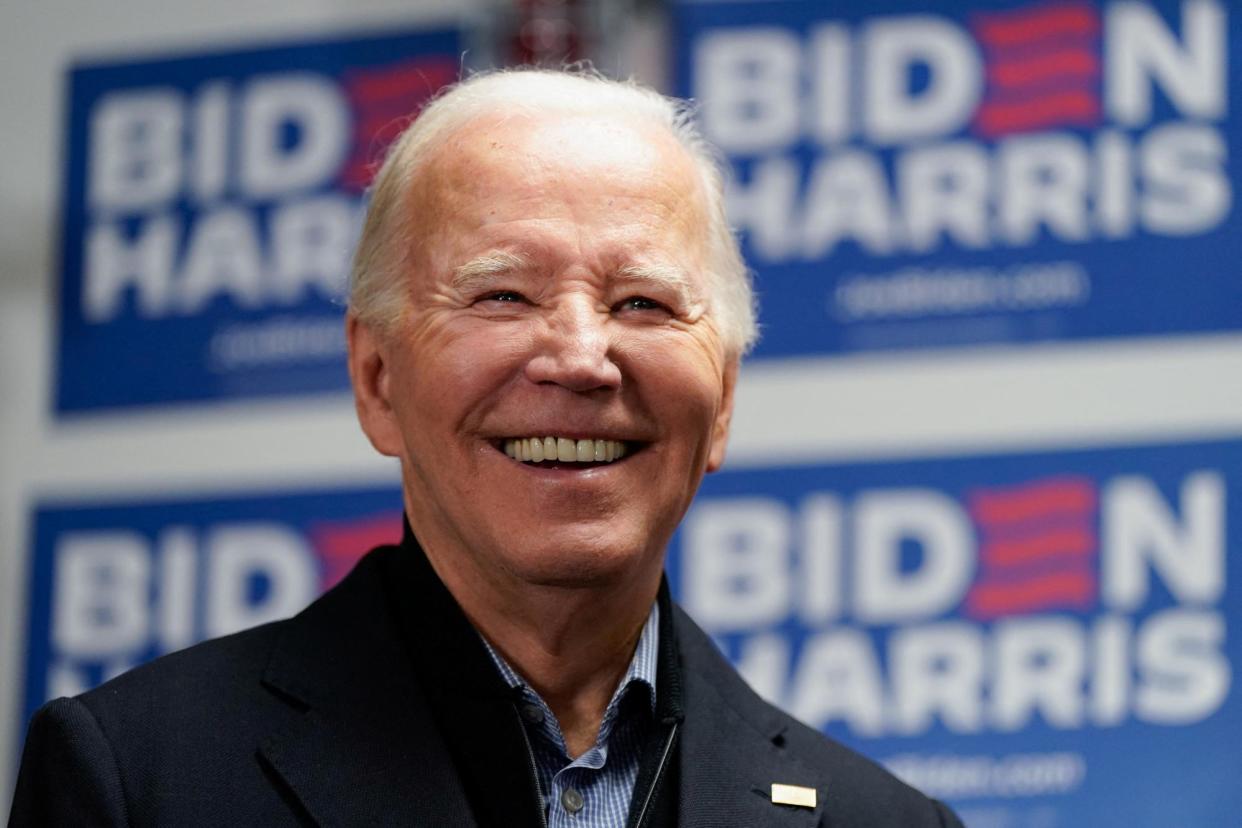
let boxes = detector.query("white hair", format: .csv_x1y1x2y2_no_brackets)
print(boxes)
348,67,758,357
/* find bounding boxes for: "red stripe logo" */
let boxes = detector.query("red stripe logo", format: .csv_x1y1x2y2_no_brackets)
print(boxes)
340,57,458,191
972,1,1103,138
965,476,1099,619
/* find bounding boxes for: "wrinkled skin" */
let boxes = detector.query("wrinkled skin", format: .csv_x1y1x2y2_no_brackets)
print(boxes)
349,111,737,627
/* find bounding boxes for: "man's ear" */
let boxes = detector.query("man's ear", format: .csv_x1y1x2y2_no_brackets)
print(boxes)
706,357,739,474
346,313,404,458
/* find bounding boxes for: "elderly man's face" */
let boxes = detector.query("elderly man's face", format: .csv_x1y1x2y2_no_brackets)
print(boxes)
351,111,736,592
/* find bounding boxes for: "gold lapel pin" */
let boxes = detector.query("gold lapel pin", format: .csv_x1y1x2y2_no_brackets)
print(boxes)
771,783,817,809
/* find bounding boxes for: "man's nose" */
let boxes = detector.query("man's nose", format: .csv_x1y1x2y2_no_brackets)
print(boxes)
524,298,623,392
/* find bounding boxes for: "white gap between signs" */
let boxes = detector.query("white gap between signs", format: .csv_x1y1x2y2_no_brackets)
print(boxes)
727,333,1242,467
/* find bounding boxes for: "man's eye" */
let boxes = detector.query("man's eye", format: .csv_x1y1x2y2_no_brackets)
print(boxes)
617,296,665,312
480,290,526,304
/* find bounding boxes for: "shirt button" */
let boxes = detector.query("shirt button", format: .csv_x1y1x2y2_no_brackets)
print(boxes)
560,787,584,814
521,702,544,724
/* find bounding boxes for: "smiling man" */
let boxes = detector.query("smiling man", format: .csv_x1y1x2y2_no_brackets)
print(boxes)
12,70,961,828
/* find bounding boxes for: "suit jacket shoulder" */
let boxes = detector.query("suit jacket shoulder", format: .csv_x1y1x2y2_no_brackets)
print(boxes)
13,616,297,826
10,545,475,827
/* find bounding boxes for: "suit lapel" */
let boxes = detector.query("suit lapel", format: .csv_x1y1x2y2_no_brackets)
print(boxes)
674,612,824,828
258,696,476,828
255,546,478,827
382,536,548,828
252,535,825,827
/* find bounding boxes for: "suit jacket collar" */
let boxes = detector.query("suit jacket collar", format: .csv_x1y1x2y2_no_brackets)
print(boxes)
256,538,478,826
255,525,825,827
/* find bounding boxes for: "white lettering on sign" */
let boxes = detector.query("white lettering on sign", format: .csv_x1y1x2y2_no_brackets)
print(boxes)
862,16,980,145
696,29,802,154
205,524,318,637
695,17,982,150
898,142,991,253
83,214,178,321
1103,471,1224,610
680,468,1231,738
722,157,800,261
997,134,1092,246
683,498,790,630
787,628,886,736
89,75,347,211
800,151,895,257
798,494,844,625
854,490,974,624
53,532,151,658
809,25,850,146
1106,0,1226,126
157,527,197,653
683,489,974,628
239,75,348,199
82,195,362,322
692,1,1231,262
177,208,266,313
992,617,1087,731
889,622,985,734
46,522,319,697
1135,608,1231,724
80,71,360,323
1139,123,1231,236
725,124,1230,261
89,90,184,211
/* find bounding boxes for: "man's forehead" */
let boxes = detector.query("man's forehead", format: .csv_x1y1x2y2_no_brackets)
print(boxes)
413,109,703,211
401,109,710,273
481,113,676,173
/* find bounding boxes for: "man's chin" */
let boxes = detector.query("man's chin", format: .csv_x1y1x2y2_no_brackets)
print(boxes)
503,541,656,591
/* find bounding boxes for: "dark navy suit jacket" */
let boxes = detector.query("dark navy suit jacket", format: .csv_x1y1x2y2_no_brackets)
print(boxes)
11,528,962,827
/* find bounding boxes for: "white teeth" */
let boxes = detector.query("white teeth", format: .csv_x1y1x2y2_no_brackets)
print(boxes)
502,436,631,465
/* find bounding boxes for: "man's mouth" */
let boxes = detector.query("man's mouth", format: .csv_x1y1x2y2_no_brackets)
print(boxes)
501,436,631,465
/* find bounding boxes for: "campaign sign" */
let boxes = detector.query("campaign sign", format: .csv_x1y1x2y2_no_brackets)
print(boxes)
668,438,1241,827
21,487,403,727
675,1,1242,356
55,28,460,412
19,440,1239,826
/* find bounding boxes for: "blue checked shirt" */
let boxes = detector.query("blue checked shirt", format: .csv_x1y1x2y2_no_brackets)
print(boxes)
481,604,660,828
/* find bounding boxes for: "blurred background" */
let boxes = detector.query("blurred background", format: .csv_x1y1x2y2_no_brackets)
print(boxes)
2,1,1241,825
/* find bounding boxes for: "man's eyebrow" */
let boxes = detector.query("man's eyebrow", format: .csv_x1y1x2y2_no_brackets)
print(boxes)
615,263,700,306
450,251,531,295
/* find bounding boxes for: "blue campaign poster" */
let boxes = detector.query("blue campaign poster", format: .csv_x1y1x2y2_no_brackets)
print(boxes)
674,0,1242,357
21,486,403,727
55,27,461,413
667,438,1242,827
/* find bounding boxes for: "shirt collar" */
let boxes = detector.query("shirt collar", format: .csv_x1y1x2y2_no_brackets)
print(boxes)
480,601,660,728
